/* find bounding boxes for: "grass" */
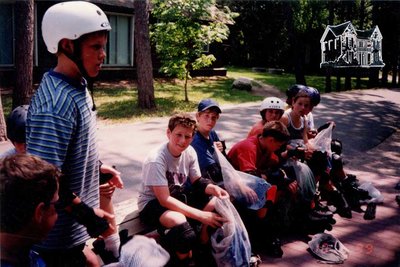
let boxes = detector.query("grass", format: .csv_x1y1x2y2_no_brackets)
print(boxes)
1,66,370,123
93,75,263,123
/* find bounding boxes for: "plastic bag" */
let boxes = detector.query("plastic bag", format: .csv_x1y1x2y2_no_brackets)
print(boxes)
309,122,334,156
211,197,252,267
214,144,270,210
359,182,384,203
285,159,316,203
103,235,170,267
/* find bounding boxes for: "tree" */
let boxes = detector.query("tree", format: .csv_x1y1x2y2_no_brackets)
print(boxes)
134,0,156,109
0,97,6,141
151,0,237,101
13,0,34,109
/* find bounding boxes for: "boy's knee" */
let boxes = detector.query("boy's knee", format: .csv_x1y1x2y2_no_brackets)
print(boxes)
160,210,187,227
164,222,196,254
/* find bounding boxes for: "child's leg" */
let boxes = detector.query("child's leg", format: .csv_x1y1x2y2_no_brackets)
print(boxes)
199,197,216,244
159,210,196,261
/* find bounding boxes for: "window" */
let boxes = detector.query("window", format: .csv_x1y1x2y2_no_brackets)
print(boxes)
0,4,14,65
105,13,134,66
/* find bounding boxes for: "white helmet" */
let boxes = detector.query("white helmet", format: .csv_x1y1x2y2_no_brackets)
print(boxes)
42,1,111,54
260,97,285,111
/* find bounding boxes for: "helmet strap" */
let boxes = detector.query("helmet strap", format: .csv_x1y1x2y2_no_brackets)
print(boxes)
60,39,97,111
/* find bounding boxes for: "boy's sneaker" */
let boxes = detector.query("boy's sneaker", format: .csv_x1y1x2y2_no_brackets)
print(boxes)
317,201,337,213
250,254,262,267
264,237,283,258
92,239,118,264
364,202,377,220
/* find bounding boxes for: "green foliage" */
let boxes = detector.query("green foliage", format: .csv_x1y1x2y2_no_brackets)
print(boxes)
151,0,237,100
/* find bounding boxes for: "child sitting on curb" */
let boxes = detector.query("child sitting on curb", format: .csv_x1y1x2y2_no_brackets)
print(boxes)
137,113,229,267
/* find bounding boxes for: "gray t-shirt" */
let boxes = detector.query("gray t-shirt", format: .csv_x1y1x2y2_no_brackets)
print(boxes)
137,142,202,211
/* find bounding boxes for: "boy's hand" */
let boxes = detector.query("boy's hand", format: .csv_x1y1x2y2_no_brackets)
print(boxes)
206,184,229,199
214,141,225,152
93,208,115,237
100,164,123,189
242,185,259,204
199,210,228,228
99,182,116,198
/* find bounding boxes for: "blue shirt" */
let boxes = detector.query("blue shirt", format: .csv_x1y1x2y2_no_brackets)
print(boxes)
1,250,46,267
191,130,220,172
26,71,99,249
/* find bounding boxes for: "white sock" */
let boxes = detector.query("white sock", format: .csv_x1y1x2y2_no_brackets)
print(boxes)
104,232,120,258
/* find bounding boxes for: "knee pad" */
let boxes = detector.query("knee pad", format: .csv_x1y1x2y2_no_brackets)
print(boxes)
164,222,196,254
331,153,343,169
331,139,342,155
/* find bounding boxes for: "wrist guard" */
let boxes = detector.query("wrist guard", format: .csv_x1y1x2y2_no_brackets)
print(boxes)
70,202,110,238
192,177,213,195
58,187,77,208
287,146,305,160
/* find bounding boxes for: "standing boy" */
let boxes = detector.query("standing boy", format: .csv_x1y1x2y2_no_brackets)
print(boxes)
0,154,60,267
26,2,122,266
138,113,228,266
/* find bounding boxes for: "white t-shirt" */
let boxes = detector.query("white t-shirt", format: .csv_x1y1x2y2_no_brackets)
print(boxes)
285,108,315,130
137,142,202,211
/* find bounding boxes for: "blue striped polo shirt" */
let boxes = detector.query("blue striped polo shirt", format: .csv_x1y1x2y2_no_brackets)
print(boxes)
26,70,99,249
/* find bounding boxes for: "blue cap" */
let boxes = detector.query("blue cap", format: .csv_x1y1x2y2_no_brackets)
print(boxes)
197,99,222,113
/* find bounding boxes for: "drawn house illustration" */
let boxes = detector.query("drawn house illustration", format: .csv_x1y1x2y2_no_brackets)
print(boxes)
320,21,384,68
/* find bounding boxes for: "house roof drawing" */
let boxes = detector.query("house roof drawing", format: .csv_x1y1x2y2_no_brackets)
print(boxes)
320,21,384,68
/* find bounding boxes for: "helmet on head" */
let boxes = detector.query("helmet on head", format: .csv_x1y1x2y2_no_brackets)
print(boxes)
260,97,285,111
305,86,321,107
286,84,308,105
42,1,111,54
7,105,29,143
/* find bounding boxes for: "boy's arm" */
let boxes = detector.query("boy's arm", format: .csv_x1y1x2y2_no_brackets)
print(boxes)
27,113,112,237
279,114,289,126
152,185,225,228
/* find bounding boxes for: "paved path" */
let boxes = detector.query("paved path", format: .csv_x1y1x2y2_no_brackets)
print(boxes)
90,88,400,203
97,88,400,267
1,88,399,266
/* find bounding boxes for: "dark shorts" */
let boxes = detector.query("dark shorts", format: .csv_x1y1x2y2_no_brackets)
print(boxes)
139,190,211,229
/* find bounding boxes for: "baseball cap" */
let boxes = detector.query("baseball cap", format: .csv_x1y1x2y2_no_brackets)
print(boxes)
197,99,222,113
308,233,349,264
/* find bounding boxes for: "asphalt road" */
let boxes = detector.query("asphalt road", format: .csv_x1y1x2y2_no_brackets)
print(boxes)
1,88,399,204
95,88,400,204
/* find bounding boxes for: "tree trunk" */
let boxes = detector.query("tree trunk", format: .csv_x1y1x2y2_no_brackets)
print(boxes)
134,0,156,109
0,97,7,141
285,3,306,85
184,70,189,102
13,0,34,109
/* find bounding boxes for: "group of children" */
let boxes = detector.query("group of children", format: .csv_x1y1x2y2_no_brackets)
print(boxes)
0,1,370,267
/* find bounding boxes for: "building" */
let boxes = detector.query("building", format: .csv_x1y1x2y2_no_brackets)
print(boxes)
320,21,384,68
0,0,226,87
0,0,139,86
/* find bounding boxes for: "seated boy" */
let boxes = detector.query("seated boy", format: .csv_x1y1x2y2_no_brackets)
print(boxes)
1,105,29,157
228,121,290,257
191,99,225,184
0,154,60,266
247,97,285,138
137,113,229,266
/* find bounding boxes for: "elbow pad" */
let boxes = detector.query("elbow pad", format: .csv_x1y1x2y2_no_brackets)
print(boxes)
192,177,213,194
